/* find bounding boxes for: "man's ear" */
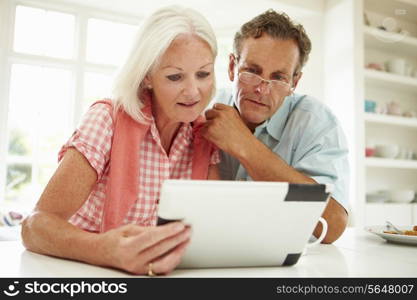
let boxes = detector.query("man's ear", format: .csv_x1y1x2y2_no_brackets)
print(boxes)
228,53,236,82
291,71,302,91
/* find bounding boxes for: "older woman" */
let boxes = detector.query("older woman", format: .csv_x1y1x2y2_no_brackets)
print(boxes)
21,6,219,276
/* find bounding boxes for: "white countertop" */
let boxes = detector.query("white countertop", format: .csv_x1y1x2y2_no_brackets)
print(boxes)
1,228,416,277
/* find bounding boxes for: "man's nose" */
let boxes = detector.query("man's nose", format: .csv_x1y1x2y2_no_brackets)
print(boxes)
254,80,270,95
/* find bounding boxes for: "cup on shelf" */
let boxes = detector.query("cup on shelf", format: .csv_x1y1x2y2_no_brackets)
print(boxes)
385,58,406,75
375,144,399,159
364,99,376,113
365,62,384,71
365,147,375,157
375,103,387,114
386,101,402,116
405,63,414,77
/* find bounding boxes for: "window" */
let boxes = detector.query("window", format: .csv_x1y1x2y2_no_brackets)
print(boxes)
1,2,139,206
215,36,234,91
83,71,114,111
86,18,137,65
14,6,75,59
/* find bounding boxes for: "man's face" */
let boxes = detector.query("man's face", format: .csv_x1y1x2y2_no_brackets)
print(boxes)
229,35,301,128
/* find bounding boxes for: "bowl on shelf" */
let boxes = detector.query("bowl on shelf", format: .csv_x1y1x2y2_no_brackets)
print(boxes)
366,192,389,203
389,190,415,203
375,144,399,159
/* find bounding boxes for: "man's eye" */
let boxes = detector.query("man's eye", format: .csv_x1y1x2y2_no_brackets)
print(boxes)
166,74,182,81
197,71,210,79
245,68,258,74
273,75,288,82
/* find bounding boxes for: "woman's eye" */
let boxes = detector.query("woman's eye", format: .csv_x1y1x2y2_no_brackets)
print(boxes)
197,71,210,79
166,74,182,81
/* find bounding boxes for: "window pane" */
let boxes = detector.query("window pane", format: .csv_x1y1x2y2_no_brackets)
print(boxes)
14,5,75,58
215,36,233,91
6,163,32,202
86,18,137,65
38,163,56,187
7,64,73,202
83,71,114,111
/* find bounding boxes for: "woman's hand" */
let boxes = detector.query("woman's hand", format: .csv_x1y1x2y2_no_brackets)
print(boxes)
98,222,191,275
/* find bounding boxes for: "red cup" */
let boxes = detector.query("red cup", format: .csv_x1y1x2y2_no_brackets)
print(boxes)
365,147,375,157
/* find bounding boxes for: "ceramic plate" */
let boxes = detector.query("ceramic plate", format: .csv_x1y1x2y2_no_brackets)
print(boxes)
365,225,417,246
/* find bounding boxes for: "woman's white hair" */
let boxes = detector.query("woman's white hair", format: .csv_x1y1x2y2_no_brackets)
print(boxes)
112,5,217,123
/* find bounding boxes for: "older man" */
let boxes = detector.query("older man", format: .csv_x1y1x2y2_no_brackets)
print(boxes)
202,9,349,243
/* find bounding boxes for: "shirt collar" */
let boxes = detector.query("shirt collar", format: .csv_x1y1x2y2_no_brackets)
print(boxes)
265,94,293,141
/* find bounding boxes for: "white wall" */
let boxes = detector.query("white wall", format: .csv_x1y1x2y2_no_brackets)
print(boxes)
323,0,364,226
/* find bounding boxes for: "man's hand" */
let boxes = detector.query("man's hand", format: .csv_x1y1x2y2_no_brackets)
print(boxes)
202,103,254,158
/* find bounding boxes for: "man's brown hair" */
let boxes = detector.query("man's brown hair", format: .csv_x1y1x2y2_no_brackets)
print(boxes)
234,9,312,74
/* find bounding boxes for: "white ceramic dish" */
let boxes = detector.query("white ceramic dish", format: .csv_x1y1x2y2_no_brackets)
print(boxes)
375,144,399,159
389,190,415,203
365,225,417,246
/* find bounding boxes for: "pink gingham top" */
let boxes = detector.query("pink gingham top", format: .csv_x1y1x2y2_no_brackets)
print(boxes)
58,103,219,232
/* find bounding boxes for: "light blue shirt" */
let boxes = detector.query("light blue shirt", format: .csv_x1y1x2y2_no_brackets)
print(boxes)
215,91,350,211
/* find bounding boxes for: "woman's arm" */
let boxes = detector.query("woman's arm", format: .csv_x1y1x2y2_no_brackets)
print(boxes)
22,147,100,260
22,148,190,275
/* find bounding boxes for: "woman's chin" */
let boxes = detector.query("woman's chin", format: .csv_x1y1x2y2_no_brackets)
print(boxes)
175,107,204,123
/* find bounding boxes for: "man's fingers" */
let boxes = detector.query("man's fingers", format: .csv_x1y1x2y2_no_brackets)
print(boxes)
212,103,229,110
204,108,218,120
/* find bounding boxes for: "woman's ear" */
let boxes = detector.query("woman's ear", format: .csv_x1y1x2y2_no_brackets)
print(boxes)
143,75,152,90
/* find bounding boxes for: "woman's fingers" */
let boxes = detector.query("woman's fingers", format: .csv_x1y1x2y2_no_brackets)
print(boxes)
124,222,186,253
119,224,145,237
124,232,191,275
151,238,191,275
105,222,190,275
139,227,191,263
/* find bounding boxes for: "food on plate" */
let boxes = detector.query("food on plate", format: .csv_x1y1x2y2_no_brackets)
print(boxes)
383,225,417,236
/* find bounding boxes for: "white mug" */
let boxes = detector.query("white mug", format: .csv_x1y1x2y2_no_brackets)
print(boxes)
385,58,406,75
305,217,328,248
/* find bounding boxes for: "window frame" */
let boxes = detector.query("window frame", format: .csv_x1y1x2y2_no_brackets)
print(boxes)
0,0,142,204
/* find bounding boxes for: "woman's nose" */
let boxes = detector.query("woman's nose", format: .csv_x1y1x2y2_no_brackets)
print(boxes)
183,78,199,98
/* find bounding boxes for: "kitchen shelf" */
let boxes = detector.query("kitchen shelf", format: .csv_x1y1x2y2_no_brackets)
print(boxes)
365,157,417,169
364,113,417,129
364,69,417,94
365,0,417,25
364,25,417,58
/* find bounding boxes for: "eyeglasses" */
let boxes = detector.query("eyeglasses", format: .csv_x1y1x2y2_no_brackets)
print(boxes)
238,72,291,91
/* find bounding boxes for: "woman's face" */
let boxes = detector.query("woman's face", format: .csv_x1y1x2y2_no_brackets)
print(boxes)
145,34,215,126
